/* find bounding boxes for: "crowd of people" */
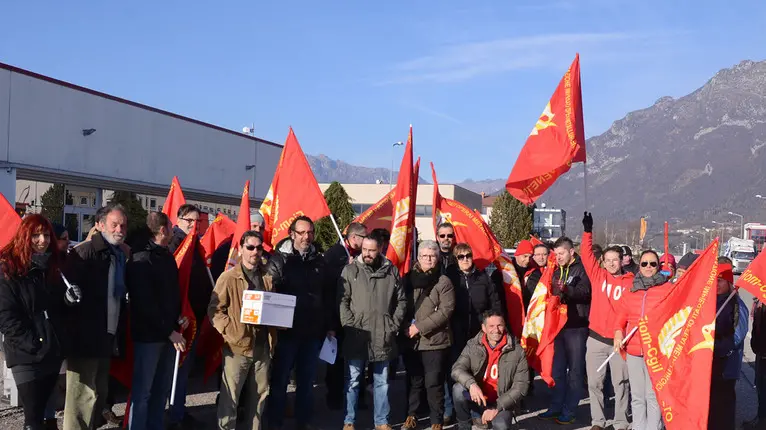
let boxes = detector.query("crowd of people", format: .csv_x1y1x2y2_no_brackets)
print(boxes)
0,204,764,430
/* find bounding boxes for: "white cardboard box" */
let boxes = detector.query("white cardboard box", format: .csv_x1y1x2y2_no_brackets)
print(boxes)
240,291,296,328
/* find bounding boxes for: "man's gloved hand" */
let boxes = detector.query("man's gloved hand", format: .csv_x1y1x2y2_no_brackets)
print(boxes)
583,211,593,233
65,284,82,304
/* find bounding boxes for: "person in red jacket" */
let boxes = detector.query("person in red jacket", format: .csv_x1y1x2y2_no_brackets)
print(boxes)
614,249,671,430
580,213,631,430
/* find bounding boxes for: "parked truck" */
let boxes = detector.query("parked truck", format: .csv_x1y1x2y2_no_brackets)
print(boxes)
723,237,757,274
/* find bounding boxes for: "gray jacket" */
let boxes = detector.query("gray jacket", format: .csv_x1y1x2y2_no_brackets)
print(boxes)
338,256,407,362
451,332,529,412
405,271,455,351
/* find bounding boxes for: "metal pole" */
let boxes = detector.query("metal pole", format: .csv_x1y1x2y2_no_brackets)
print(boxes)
390,145,393,190
169,350,181,405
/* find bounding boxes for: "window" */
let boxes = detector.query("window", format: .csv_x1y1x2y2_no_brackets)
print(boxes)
79,197,88,206
150,199,157,209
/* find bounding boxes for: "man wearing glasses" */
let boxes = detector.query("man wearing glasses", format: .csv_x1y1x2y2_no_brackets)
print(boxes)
265,216,335,430
436,223,458,276
324,222,368,410
167,204,211,429
209,230,274,430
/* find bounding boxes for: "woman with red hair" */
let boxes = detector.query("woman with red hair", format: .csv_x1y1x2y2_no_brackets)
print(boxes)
0,214,80,430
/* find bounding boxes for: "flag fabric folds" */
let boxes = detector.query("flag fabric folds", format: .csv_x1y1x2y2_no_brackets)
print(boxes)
0,193,21,248
174,224,200,365
351,190,395,233
226,181,252,270
386,126,417,274
162,176,186,226
506,54,586,205
200,212,236,267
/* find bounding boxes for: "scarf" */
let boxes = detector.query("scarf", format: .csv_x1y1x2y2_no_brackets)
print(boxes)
410,264,441,290
108,244,126,299
631,272,667,292
480,333,508,404
31,252,50,271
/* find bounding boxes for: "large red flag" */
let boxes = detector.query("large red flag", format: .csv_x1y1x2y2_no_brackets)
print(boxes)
639,239,719,430
431,163,498,270
350,190,395,233
386,126,417,274
259,128,331,248
521,255,567,386
737,244,766,301
200,212,236,267
529,235,544,246
473,210,526,338
162,176,186,226
506,54,585,205
225,182,251,270
0,193,21,247
174,224,200,365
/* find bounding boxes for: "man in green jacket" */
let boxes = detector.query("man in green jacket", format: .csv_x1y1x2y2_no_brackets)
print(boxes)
451,311,529,430
339,235,407,430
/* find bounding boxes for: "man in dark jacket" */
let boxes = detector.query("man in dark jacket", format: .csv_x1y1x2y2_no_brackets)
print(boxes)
746,297,766,430
64,203,129,430
127,212,186,430
265,216,335,430
324,222,367,410
166,204,211,428
539,236,591,425
339,235,406,430
451,311,529,430
437,223,457,275
621,246,638,275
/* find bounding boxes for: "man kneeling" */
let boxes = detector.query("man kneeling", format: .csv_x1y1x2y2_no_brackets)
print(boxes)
451,311,529,429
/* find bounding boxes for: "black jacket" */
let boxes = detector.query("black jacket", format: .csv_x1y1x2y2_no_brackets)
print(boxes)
752,299,766,355
447,266,502,349
623,261,639,275
551,255,591,329
127,241,181,343
210,238,233,282
169,227,213,324
0,260,68,368
264,238,334,340
68,233,129,358
440,251,457,276
325,242,353,333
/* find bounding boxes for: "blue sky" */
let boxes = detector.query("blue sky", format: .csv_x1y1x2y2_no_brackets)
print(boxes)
2,1,765,183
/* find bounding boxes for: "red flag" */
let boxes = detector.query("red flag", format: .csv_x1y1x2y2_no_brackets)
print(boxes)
162,176,186,226
637,239,719,429
174,224,200,365
431,163,498,269
351,190,395,232
506,54,585,205
259,128,331,248
226,182,251,270
473,210,525,338
386,126,417,274
520,256,567,386
196,317,224,382
737,242,766,301
529,235,544,246
0,193,21,248
200,212,236,267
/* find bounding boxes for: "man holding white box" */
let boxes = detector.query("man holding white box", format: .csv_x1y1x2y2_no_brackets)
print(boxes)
209,231,276,430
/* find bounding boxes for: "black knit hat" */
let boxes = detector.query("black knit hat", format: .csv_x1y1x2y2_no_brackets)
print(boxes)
677,252,700,269
620,245,632,257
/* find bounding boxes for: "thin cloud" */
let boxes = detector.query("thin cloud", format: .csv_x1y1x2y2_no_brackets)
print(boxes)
379,32,647,85
400,101,463,125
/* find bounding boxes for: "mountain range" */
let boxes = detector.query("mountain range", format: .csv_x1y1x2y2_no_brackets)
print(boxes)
308,59,766,229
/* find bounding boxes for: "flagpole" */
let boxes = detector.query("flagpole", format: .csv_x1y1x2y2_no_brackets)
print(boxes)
597,325,638,372
329,214,351,258
169,350,181,405
205,267,216,288
583,161,589,211
715,288,738,319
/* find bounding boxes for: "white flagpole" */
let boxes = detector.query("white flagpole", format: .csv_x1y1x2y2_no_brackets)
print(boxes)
169,350,181,405
597,326,638,372
329,214,350,258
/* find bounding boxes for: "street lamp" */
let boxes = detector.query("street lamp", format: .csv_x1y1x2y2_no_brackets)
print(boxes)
390,141,404,190
728,211,745,238
756,194,766,199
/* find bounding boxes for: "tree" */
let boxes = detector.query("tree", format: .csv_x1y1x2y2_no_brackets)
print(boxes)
108,191,148,238
314,182,356,252
489,190,533,249
39,183,78,238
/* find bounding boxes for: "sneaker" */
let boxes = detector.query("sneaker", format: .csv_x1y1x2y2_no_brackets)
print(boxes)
343,424,355,430
538,410,560,420
402,415,418,430
431,425,443,430
375,425,393,430
471,418,489,429
442,414,454,426
555,414,576,425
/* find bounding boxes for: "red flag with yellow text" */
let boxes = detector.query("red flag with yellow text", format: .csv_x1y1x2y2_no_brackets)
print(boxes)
737,246,766,302
260,128,330,248
226,182,251,270
432,163,498,270
506,54,585,205
351,190,395,233
200,212,236,267
386,126,417,274
174,224,200,365
521,255,567,386
0,193,21,248
162,176,186,226
639,239,719,430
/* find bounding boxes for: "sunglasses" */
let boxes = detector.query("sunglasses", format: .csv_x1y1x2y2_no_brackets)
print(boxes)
244,244,263,252
439,234,455,239
456,253,473,261
640,261,658,268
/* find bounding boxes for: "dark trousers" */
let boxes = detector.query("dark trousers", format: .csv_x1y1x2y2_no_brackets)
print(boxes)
268,336,322,428
403,348,449,425
757,355,766,420
452,384,514,430
326,355,346,403
18,373,60,430
708,377,736,430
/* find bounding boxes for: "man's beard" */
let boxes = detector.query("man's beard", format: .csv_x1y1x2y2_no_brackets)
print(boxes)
102,231,124,245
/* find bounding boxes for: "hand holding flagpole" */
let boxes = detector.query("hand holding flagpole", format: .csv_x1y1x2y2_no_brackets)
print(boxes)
597,326,638,372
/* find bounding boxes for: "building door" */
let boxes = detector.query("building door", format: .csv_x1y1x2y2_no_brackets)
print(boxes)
63,186,101,242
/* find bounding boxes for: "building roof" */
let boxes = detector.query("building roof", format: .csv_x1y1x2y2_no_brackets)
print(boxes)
0,62,282,149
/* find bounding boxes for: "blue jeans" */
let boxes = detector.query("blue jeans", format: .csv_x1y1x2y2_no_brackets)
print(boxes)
129,342,175,430
344,360,390,426
169,327,199,423
550,327,588,416
268,336,322,427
